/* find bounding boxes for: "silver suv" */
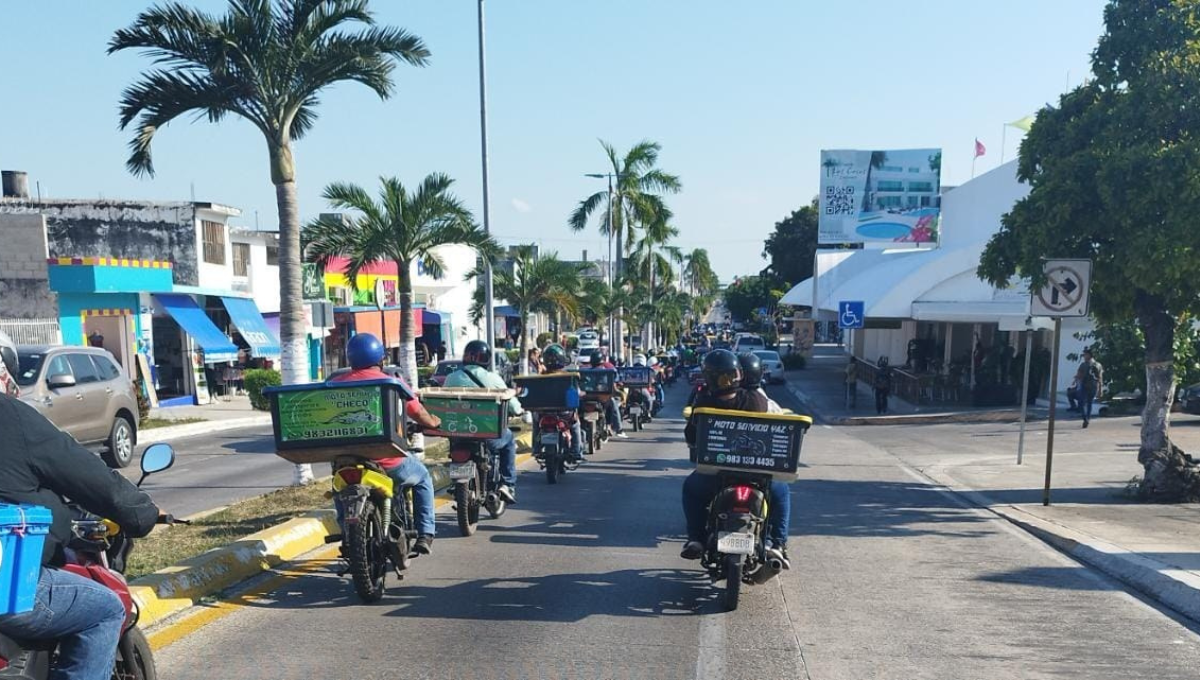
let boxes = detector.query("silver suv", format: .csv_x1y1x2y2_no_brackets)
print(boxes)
14,345,140,468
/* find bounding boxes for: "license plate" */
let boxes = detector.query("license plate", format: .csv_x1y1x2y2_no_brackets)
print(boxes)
448,462,475,480
584,412,600,421
630,406,642,416
717,532,755,555
540,433,560,447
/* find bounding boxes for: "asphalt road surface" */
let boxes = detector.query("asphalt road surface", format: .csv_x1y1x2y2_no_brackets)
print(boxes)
155,384,1200,679
119,425,292,518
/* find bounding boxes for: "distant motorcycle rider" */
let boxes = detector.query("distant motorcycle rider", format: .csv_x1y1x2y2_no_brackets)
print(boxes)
739,352,784,414
681,349,792,569
588,353,627,439
539,344,585,462
444,341,524,502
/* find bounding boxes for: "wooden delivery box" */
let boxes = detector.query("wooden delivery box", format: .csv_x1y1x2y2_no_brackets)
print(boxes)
618,366,653,387
578,368,617,395
691,408,813,481
420,387,514,440
514,373,580,411
264,378,413,464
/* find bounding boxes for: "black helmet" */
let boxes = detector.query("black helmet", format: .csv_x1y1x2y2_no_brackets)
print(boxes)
738,352,763,389
542,344,569,371
463,340,491,367
702,349,741,396
0,331,17,377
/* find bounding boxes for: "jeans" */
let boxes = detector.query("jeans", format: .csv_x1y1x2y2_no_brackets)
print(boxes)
334,457,437,537
681,472,792,548
569,418,583,460
485,428,518,487
1081,387,1097,424
604,398,623,433
0,567,125,680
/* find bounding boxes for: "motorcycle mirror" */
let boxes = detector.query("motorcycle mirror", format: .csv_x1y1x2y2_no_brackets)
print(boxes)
137,443,176,486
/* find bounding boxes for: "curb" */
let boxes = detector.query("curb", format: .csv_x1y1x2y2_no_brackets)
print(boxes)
920,464,1200,624
133,430,535,632
139,415,272,444
783,381,1043,426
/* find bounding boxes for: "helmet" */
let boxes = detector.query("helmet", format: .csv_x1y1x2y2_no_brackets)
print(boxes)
702,349,741,396
462,340,491,367
633,354,647,367
589,352,605,367
738,352,763,389
0,331,17,377
542,344,569,371
347,333,385,369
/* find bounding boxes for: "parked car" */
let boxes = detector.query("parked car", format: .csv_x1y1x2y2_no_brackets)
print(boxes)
430,360,463,387
753,350,785,385
14,345,140,468
733,335,766,353
577,330,601,351
1180,384,1200,414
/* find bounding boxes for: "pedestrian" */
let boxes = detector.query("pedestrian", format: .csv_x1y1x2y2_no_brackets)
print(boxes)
1066,377,1080,412
436,341,447,363
845,359,858,408
527,347,542,375
874,356,892,415
1076,348,1104,428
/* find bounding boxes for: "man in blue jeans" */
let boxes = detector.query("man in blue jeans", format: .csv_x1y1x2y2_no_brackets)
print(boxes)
0,337,162,680
444,340,525,502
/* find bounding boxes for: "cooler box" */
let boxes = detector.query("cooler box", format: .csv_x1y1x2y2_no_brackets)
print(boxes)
0,504,52,615
514,374,580,411
618,366,653,387
691,408,813,481
420,387,514,440
264,378,413,464
578,369,617,395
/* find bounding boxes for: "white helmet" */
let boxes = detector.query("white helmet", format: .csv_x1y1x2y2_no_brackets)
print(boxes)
648,357,659,368
633,354,647,367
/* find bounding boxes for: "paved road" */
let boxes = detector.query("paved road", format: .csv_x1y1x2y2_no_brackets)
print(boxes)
118,425,292,518
155,384,1200,679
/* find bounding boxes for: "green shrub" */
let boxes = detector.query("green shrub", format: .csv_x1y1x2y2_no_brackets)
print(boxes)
244,369,282,411
506,349,520,364
536,332,554,348
782,354,806,371
566,336,579,350
417,366,435,380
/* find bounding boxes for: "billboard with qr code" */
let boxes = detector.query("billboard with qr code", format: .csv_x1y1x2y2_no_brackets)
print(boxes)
818,148,942,245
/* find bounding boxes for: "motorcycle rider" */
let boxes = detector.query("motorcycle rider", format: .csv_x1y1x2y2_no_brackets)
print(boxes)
538,344,585,462
443,340,524,503
0,334,162,680
0,331,17,397
739,352,784,414
681,349,793,569
588,353,627,439
331,333,441,555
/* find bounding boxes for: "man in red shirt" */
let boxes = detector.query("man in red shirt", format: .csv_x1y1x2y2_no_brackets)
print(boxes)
332,333,441,555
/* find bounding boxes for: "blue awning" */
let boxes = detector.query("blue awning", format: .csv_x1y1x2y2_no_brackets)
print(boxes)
422,309,451,325
220,297,281,358
153,294,239,364
493,305,519,317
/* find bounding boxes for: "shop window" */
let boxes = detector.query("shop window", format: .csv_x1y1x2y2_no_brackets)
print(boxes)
266,245,279,266
202,221,226,265
233,243,250,277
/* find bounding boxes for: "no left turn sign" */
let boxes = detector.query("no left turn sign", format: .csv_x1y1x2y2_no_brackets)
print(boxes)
1031,259,1092,317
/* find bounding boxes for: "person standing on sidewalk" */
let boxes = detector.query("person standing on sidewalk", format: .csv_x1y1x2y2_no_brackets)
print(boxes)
845,359,858,408
874,356,892,415
1076,348,1104,428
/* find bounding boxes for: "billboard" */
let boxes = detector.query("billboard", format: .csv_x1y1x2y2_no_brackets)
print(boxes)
818,148,942,245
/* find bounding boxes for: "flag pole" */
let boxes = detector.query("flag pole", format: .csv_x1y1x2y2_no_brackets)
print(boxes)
971,152,977,179
1000,124,1007,164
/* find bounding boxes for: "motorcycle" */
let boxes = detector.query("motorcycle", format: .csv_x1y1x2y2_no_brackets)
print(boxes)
447,431,516,537
624,388,651,432
532,410,578,484
579,396,610,456
0,443,184,680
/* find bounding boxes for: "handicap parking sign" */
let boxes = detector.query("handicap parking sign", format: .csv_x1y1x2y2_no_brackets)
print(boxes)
838,301,865,330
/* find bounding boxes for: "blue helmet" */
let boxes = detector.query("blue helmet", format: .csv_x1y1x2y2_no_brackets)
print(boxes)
347,333,385,369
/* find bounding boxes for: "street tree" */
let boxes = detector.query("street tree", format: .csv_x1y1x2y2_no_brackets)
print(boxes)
109,0,429,467
762,199,819,285
978,0,1200,500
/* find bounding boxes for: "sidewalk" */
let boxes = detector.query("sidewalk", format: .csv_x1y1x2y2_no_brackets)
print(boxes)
143,395,271,444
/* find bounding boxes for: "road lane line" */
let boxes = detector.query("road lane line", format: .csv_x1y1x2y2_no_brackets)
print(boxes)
694,613,726,680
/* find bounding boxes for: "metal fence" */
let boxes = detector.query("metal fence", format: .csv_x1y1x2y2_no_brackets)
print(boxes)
0,318,62,345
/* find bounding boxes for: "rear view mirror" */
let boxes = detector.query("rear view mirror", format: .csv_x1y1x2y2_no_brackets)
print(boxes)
47,373,76,390
138,443,176,486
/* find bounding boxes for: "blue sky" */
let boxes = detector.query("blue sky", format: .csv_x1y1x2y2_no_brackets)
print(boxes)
0,1,1107,281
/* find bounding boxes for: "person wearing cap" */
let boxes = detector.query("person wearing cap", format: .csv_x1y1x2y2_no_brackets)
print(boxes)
444,340,524,502
1075,348,1104,429
539,344,585,462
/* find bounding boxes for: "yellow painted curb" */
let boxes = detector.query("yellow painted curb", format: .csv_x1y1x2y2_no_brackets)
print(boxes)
138,430,535,641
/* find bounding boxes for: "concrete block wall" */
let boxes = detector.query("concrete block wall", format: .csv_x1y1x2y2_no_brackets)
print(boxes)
0,213,56,318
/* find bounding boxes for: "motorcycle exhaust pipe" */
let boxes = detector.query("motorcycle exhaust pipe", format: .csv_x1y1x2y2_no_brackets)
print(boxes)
767,557,784,571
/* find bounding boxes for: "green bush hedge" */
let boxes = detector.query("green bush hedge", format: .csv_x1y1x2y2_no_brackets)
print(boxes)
244,369,282,411
536,332,554,348
506,349,520,364
782,354,806,371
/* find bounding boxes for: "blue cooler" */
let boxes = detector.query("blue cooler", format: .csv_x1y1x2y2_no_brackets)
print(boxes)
0,504,52,615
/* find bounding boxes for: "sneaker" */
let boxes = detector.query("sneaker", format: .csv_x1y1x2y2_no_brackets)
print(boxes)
498,485,516,503
615,432,629,439
764,546,791,570
680,540,704,560
412,535,434,555
1082,421,1089,429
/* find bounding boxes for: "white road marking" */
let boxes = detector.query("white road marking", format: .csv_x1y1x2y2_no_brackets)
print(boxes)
694,613,726,680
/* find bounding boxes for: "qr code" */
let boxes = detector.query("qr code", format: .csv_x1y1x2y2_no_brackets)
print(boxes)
824,186,856,216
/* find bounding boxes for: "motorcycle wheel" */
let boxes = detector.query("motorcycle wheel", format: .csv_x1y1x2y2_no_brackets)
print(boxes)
348,501,387,603
113,626,156,680
633,415,642,432
585,424,595,456
723,554,742,612
455,479,478,537
546,451,560,484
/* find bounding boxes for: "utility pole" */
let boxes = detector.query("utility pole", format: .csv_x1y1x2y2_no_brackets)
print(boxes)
477,0,496,368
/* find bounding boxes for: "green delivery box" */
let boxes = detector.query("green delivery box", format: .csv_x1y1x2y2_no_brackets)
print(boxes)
420,387,514,440
264,378,412,464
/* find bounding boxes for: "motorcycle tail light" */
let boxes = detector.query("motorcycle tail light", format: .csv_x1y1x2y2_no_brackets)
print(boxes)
338,467,363,486
449,447,472,463
734,485,753,503
539,415,559,430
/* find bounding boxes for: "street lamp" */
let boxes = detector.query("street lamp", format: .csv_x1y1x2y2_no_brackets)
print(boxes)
478,0,496,368
585,172,621,357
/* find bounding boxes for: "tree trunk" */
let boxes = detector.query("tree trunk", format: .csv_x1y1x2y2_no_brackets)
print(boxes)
396,263,424,457
271,141,312,485
518,303,529,374
1136,290,1200,501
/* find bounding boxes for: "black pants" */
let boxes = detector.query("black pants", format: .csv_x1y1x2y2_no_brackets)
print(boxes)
875,388,889,414
1081,387,1096,424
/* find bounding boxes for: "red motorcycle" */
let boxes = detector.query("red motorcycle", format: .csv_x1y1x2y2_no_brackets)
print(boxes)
533,410,578,484
0,443,184,680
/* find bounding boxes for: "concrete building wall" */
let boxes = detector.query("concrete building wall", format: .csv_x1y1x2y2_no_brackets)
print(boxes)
0,199,200,286
231,231,281,313
195,208,235,290
0,213,55,318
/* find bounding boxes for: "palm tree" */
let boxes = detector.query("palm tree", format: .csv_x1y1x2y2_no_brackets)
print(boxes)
469,246,582,373
109,0,430,399
684,248,717,297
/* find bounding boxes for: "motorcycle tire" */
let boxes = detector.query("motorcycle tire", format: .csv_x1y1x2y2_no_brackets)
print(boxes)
455,480,478,537
348,501,387,603
586,426,596,456
546,452,560,484
723,554,742,612
633,415,642,432
114,626,156,680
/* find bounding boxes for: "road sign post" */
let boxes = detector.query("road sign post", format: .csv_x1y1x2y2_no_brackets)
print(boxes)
1031,259,1092,505
1017,328,1033,465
